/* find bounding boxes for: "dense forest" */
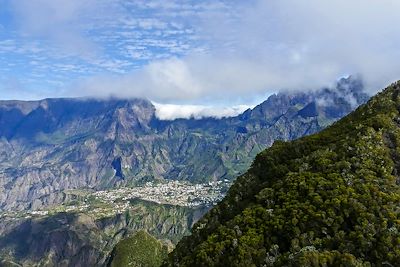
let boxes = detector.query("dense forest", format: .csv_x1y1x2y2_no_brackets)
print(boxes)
164,82,400,266
108,230,169,267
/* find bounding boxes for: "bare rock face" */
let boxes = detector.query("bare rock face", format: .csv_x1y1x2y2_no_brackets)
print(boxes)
0,77,368,211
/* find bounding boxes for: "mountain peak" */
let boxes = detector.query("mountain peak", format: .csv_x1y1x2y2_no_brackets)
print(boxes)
240,76,368,124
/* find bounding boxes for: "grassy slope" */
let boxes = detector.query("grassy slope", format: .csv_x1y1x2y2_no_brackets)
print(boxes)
108,230,168,267
165,83,400,266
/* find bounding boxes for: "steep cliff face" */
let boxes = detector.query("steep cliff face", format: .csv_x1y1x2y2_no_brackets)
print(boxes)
0,77,368,211
166,82,400,266
0,200,205,267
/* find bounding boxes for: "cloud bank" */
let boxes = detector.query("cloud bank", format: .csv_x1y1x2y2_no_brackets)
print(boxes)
76,0,400,103
153,102,252,120
9,0,106,58
3,0,400,120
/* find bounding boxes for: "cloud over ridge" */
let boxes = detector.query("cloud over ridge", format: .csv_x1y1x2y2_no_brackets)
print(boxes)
153,102,252,120
1,0,400,104
75,0,400,103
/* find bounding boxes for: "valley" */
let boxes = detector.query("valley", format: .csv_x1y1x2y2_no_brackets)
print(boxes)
0,1,396,265
0,177,229,266
0,77,367,212
0,198,208,266
0,77,370,266
0,180,230,221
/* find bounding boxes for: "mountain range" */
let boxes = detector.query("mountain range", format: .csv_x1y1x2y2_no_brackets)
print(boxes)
0,77,368,212
0,77,370,266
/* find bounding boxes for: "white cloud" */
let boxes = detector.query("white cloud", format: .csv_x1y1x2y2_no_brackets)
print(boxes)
76,57,202,101
3,0,400,103
9,0,112,58
77,0,400,102
153,102,252,120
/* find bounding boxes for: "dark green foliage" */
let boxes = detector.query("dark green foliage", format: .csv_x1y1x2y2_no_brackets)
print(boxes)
109,230,169,267
286,250,367,266
165,82,400,266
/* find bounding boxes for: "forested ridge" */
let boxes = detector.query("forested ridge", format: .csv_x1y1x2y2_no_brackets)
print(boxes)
165,82,400,266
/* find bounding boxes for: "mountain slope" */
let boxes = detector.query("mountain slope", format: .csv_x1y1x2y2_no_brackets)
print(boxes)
0,200,203,266
165,82,400,266
0,77,368,211
108,230,169,267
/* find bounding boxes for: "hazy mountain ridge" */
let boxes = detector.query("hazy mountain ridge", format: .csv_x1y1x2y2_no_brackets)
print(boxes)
0,77,368,211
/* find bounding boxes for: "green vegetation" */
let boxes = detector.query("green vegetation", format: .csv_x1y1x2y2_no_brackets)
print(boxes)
109,230,169,267
165,82,400,266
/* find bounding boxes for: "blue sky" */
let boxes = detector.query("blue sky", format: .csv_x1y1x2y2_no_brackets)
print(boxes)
0,0,222,99
0,0,400,118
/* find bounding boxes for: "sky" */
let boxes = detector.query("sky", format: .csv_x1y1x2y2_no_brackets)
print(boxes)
0,0,400,119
